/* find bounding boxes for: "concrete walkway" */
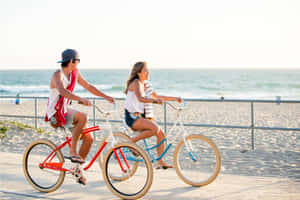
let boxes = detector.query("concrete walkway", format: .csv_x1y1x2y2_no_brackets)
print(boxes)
0,151,299,200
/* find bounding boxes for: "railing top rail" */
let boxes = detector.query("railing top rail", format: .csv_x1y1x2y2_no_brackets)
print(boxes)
1,95,300,104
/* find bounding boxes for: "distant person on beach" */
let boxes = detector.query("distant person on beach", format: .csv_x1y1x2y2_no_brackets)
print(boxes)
45,49,114,184
124,61,181,169
15,93,20,105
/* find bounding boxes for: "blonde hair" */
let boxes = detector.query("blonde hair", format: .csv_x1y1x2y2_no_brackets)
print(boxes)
124,61,146,94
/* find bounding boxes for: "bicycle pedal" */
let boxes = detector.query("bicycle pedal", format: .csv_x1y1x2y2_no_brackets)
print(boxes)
70,164,82,177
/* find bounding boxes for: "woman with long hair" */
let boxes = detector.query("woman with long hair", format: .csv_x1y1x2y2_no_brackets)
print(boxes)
124,61,181,168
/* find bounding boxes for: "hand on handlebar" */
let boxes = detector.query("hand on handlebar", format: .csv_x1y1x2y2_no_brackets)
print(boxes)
78,98,92,106
153,98,163,105
105,96,115,104
176,97,182,103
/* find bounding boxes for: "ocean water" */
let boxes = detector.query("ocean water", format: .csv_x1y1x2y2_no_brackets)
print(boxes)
0,69,300,100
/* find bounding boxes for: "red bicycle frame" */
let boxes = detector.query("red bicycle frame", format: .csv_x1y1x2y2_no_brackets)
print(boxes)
40,125,129,172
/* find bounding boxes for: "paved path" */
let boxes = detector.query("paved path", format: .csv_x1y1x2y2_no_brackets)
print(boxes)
0,152,299,200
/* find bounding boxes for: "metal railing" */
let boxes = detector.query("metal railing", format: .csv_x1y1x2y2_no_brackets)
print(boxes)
1,95,300,150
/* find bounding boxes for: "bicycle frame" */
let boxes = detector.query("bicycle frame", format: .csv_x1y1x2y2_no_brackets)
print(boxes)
124,101,192,163
40,104,130,173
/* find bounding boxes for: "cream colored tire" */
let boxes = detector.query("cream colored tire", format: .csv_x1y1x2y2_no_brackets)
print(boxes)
98,132,139,181
174,134,221,187
102,142,153,200
23,139,65,193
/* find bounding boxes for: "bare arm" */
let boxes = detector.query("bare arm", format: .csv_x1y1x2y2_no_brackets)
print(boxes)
52,71,82,101
77,72,114,103
132,80,161,104
152,91,181,102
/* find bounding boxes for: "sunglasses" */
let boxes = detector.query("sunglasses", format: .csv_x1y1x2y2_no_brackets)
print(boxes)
74,58,80,63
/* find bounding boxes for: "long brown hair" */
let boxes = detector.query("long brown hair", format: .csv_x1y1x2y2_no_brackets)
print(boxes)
124,61,146,94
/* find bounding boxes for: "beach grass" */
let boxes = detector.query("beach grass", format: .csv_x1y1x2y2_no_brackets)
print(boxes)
0,126,9,139
0,120,50,136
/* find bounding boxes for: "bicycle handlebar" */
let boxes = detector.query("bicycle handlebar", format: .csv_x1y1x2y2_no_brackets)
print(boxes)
78,100,117,115
93,102,117,115
165,99,186,111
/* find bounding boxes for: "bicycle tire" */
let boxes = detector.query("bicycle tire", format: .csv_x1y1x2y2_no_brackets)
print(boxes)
23,139,65,193
98,132,139,181
102,142,153,199
174,134,221,187
98,132,131,168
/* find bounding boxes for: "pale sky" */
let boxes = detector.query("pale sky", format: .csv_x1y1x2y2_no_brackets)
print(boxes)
0,0,300,69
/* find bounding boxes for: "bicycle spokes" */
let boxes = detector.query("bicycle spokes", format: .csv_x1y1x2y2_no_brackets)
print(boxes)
23,140,65,192
103,143,153,199
174,135,221,187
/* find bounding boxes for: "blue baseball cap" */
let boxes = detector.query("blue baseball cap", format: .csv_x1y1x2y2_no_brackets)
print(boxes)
57,49,80,63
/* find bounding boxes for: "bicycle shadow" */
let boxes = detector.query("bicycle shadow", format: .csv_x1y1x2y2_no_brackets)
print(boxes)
207,180,287,200
147,186,199,200
145,179,289,200
46,179,113,200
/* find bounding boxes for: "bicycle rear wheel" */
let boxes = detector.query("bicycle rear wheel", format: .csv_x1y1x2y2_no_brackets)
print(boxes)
23,139,65,193
174,134,221,187
102,142,153,200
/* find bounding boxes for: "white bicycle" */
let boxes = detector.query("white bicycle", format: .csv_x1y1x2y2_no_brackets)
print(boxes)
100,100,221,187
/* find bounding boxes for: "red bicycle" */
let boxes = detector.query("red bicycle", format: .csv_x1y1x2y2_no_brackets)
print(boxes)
22,103,153,199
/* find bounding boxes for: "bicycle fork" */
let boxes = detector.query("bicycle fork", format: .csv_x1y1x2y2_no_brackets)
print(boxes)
182,128,199,162
113,148,130,173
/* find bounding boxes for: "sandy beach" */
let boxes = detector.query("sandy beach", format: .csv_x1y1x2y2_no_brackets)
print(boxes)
0,98,300,199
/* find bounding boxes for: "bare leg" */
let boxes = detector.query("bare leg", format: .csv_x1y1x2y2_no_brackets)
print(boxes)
79,133,94,160
70,112,88,159
156,129,172,168
69,112,89,185
131,117,172,168
130,130,155,142
131,117,158,142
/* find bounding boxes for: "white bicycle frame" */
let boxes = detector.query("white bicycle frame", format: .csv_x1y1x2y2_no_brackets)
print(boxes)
123,100,196,160
93,103,119,148
164,101,195,154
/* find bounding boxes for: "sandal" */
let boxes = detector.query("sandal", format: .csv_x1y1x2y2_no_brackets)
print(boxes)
78,176,87,185
156,164,173,170
65,156,85,164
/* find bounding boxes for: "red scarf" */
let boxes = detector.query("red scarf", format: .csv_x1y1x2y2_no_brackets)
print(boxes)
45,69,78,127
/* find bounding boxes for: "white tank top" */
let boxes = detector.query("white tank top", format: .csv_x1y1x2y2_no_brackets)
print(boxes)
124,81,145,113
46,70,72,118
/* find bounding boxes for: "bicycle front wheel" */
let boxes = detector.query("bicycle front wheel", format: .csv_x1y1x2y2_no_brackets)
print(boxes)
23,139,65,193
98,132,139,181
174,134,221,187
102,142,153,200
98,132,131,169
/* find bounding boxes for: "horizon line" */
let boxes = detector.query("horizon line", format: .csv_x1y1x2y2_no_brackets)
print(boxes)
0,67,299,71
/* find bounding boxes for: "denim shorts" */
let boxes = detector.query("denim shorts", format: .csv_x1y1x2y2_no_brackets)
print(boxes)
124,109,145,128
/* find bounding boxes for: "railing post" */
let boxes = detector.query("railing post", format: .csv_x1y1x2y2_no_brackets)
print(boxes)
93,98,96,127
164,102,167,134
35,98,37,129
251,101,255,150
92,98,96,140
